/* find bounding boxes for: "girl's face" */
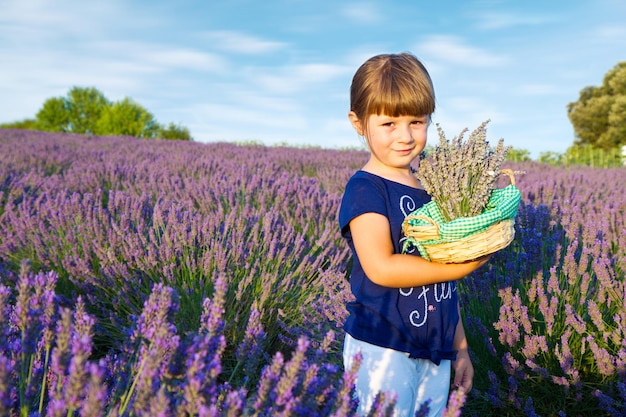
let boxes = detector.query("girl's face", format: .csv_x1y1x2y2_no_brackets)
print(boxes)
349,112,429,172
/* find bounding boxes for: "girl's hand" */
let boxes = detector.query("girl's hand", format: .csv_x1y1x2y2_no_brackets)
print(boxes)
452,349,474,393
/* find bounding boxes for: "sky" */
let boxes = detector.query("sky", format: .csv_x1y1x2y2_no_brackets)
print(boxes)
1,0,625,158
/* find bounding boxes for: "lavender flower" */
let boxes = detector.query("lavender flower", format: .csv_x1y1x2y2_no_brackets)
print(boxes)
252,350,285,412
124,283,180,415
79,361,108,417
0,355,15,414
235,307,267,387
329,351,361,417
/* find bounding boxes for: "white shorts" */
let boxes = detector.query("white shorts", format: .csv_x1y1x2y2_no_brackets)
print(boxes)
343,333,451,417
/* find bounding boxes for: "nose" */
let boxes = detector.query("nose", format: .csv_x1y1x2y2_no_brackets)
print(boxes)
398,124,414,143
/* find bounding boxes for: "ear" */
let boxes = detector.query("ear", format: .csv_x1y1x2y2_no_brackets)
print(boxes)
348,111,364,136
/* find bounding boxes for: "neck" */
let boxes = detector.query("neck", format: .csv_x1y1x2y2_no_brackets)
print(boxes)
362,161,419,187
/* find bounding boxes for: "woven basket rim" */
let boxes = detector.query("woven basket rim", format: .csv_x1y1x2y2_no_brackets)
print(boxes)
421,218,515,263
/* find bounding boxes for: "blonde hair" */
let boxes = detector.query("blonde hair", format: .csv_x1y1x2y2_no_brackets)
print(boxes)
350,53,435,124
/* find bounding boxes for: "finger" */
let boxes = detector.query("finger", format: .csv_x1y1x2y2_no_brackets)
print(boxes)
453,373,472,392
461,378,472,393
453,375,463,389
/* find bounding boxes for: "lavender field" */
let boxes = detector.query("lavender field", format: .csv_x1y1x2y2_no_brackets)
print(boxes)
1,128,625,416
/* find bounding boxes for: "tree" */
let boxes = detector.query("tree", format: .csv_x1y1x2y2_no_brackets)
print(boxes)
567,61,626,149
35,97,71,132
65,86,110,134
95,98,159,138
36,87,110,134
157,122,193,141
11,86,193,140
506,147,531,162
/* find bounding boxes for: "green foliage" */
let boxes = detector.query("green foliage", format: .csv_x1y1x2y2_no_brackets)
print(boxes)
35,97,71,132
567,61,626,149
156,122,193,141
19,86,193,140
539,144,625,168
95,97,159,138
538,151,564,165
563,144,624,167
505,147,531,162
65,86,110,134
0,118,38,129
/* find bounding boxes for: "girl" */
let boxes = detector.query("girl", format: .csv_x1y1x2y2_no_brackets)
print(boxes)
339,53,490,417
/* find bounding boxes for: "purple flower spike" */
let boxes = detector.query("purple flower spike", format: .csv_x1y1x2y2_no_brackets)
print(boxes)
235,307,267,385
127,283,180,415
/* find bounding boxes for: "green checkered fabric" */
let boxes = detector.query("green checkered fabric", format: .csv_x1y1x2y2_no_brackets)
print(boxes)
403,184,522,258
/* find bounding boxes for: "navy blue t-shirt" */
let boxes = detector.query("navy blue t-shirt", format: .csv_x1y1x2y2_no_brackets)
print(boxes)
338,170,459,365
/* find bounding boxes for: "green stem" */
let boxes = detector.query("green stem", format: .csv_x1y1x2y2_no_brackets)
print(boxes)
227,360,243,385
38,346,51,414
117,355,146,416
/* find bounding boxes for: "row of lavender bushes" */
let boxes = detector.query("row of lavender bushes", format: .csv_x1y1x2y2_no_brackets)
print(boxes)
1,128,625,415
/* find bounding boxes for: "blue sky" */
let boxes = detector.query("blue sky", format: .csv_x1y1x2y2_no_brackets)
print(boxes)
1,0,625,157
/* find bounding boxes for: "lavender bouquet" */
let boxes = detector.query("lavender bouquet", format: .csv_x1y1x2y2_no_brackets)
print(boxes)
402,121,522,262
418,120,509,222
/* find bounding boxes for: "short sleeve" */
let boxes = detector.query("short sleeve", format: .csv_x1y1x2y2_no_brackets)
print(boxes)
338,173,388,237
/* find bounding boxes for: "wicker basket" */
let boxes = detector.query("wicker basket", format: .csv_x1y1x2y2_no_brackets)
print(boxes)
401,169,520,263
404,216,515,263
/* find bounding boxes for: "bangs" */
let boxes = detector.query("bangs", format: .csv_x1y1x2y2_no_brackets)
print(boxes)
366,73,435,117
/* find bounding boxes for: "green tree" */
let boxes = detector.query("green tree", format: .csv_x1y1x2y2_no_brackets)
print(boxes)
506,147,531,162
567,61,626,149
65,86,110,134
538,151,563,165
95,98,159,138
35,97,71,132
157,122,193,141
35,87,110,134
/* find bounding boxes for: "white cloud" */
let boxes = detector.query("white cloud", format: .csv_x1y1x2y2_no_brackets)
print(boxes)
0,0,136,39
200,30,288,55
340,2,382,24
187,100,312,146
293,64,349,82
432,96,512,137
192,101,306,131
137,47,227,72
514,83,560,96
470,11,557,30
417,35,509,68
253,63,350,94
590,24,626,41
0,37,229,98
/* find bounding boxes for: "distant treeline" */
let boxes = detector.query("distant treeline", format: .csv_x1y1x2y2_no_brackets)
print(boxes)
0,86,192,141
506,144,626,168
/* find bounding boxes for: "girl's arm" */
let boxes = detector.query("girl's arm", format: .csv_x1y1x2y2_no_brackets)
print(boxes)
452,302,474,392
350,212,489,288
